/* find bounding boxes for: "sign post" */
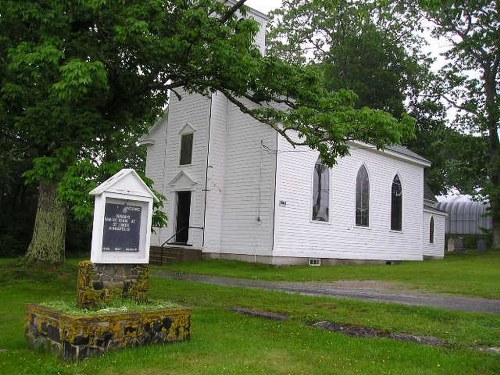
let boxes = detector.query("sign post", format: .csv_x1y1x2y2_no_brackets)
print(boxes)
89,169,157,264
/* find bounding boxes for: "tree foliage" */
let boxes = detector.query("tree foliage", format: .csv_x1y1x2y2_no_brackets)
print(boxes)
408,100,489,195
418,0,499,247
268,0,429,117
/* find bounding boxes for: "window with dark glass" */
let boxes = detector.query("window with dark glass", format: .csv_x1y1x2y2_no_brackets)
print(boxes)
312,158,329,222
179,133,193,165
430,217,434,243
391,175,402,231
355,165,369,227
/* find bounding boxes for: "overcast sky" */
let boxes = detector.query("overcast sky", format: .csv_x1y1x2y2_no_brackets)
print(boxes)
245,0,282,15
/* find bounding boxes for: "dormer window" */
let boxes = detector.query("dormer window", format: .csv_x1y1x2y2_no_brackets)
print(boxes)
180,133,193,165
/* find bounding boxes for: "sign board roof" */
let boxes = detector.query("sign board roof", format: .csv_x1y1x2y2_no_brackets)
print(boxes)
89,169,158,201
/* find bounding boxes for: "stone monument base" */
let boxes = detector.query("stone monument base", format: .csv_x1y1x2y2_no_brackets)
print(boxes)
77,261,149,308
25,303,191,361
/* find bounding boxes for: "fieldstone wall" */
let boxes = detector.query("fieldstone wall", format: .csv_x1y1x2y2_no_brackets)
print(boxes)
25,304,191,361
77,261,149,308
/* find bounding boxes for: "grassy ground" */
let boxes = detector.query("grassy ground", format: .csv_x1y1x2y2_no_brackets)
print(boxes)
158,250,500,298
0,258,499,374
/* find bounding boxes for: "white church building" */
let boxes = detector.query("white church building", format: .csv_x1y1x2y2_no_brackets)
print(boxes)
141,4,446,265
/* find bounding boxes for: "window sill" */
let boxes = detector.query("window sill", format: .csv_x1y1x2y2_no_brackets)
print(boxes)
353,225,371,230
310,219,331,225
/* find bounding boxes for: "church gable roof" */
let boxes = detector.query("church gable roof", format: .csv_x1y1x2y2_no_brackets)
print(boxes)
386,145,430,164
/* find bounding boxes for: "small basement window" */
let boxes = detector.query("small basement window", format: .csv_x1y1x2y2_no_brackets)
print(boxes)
179,133,193,165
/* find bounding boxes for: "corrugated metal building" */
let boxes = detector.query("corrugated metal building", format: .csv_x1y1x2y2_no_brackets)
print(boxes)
436,196,492,235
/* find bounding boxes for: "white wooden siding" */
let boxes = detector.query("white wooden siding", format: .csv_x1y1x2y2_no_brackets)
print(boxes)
252,14,267,55
144,116,167,246
233,2,267,54
219,100,277,256
423,211,446,258
274,138,425,261
203,92,229,251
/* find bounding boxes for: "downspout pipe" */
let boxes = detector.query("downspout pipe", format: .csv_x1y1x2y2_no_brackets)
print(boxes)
202,93,214,247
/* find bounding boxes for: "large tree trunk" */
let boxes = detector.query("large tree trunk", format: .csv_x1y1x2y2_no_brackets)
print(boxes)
25,182,67,264
490,142,500,249
492,210,500,250
483,65,499,249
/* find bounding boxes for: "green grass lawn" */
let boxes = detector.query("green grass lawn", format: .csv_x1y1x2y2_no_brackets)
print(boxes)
0,258,499,374
158,250,500,298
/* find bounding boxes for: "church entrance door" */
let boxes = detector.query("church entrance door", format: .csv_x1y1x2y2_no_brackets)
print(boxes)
175,191,191,243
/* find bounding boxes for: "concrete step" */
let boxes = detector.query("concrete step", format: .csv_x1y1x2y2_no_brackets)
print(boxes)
149,246,202,265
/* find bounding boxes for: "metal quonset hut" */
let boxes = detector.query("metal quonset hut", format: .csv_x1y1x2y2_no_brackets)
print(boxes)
436,196,492,235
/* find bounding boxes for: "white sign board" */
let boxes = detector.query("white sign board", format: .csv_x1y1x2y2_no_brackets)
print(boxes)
89,169,157,264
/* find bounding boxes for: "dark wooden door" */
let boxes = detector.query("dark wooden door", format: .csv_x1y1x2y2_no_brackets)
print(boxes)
175,191,191,243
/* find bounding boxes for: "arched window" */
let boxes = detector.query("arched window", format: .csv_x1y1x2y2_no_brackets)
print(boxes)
355,165,369,227
391,175,402,231
312,158,329,221
430,217,435,243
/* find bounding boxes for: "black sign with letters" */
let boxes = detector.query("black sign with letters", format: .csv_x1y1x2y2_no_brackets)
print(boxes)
102,202,142,252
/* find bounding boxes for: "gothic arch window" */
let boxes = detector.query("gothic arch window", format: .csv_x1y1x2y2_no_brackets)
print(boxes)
312,157,329,222
391,175,403,231
430,217,435,243
355,165,369,227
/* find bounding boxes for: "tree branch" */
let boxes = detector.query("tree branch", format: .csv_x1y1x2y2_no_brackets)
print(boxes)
220,0,248,23
218,87,305,147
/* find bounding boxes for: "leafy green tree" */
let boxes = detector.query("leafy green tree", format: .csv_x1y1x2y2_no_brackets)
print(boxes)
0,0,413,264
419,0,500,247
408,100,489,195
268,0,428,118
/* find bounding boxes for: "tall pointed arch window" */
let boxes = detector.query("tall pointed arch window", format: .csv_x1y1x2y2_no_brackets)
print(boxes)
429,217,435,243
312,157,329,222
391,175,403,231
355,165,369,227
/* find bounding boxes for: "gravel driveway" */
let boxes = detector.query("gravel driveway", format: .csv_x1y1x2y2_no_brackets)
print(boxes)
156,271,500,314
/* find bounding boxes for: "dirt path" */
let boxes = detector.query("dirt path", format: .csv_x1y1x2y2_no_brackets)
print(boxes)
156,271,500,314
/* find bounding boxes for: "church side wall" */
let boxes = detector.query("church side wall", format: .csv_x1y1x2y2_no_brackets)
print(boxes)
423,211,446,258
217,102,278,257
274,139,424,261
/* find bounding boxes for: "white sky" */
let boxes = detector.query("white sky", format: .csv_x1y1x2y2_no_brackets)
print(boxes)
245,0,282,15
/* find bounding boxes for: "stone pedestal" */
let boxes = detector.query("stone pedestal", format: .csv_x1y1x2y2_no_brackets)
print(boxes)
25,304,191,361
77,261,149,308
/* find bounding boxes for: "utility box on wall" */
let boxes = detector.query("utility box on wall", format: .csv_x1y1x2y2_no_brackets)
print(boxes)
89,169,157,264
